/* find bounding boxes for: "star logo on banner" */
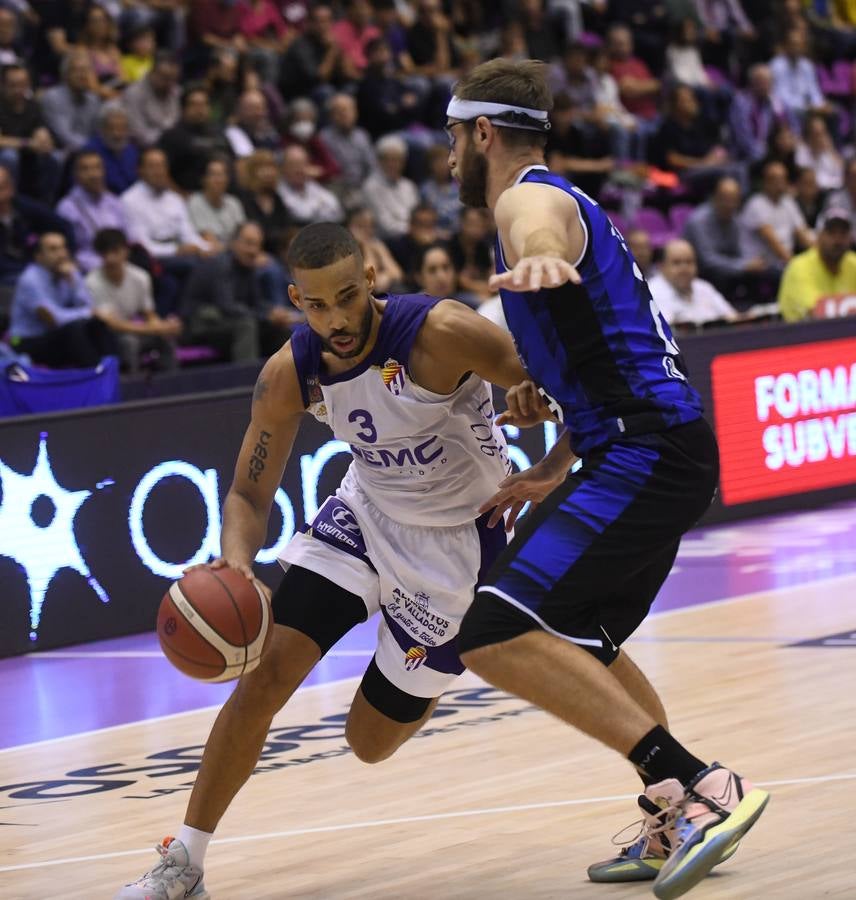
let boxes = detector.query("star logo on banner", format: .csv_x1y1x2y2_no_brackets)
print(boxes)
0,434,109,641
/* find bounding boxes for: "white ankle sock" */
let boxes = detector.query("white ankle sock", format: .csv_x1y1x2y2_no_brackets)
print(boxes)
176,824,212,870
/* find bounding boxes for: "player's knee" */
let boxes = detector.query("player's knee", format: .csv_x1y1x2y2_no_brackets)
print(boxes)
458,640,505,677
234,627,319,714
345,722,398,764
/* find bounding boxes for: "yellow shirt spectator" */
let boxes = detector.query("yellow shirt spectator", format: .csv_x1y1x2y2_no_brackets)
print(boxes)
778,211,856,321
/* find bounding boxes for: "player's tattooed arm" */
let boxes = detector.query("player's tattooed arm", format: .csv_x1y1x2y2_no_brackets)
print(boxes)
247,429,272,483
220,345,305,569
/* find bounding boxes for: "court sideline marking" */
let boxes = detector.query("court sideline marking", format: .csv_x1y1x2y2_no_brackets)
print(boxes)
4,568,855,755
0,772,854,873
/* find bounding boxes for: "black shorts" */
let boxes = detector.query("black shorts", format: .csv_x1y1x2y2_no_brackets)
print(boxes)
458,418,720,665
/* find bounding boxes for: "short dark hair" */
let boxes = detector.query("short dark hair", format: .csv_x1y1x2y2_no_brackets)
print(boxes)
286,222,363,271
74,149,102,171
182,83,208,109
452,58,552,150
416,241,452,272
94,228,128,254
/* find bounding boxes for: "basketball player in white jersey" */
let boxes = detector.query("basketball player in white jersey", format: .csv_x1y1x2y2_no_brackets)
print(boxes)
115,222,542,899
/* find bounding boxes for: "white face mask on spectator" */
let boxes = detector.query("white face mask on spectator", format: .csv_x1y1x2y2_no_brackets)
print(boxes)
290,121,315,141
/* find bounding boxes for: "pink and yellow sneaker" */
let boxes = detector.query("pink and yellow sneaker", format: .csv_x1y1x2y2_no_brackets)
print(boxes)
651,762,770,900
587,792,737,883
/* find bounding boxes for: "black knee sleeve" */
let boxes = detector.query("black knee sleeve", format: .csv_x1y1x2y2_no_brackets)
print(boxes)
359,657,433,724
270,564,367,655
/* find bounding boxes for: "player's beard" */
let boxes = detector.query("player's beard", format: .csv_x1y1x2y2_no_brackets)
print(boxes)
458,144,489,208
321,299,375,359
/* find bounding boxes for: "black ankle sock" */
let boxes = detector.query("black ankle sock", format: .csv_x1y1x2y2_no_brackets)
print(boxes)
628,725,708,787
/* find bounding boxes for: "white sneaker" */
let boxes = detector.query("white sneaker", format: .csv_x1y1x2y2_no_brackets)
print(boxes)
114,837,209,899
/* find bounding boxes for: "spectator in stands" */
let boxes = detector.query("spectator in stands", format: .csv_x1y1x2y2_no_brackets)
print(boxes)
742,160,814,268
754,121,800,184
346,206,403,293
420,143,459,236
320,92,376,202
123,148,212,261
279,4,348,100
205,48,243,125
120,25,156,85
0,64,61,204
648,239,739,326
589,44,637,159
181,221,291,361
770,28,831,123
0,165,73,302
225,89,282,157
281,97,340,183
795,112,844,191
778,208,856,321
9,231,118,368
649,84,735,196
608,0,670,73
86,228,180,372
823,157,856,234
794,166,825,229
626,227,656,279
187,0,243,64
388,202,439,284
449,207,494,303
414,241,457,298
79,5,123,99
238,149,292,253
665,20,709,89
406,0,460,79
518,0,565,61
331,0,380,76
159,86,231,193
122,52,181,147
277,145,343,225
363,135,419,239
729,64,789,165
236,0,293,85
189,157,246,244
546,92,613,198
122,148,212,314
57,150,131,274
40,51,102,152
684,176,772,297
357,38,422,138
0,8,21,67
84,104,139,197
548,43,596,110
606,24,660,124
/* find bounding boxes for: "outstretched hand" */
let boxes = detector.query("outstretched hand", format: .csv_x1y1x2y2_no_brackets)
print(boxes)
479,463,568,532
489,255,581,293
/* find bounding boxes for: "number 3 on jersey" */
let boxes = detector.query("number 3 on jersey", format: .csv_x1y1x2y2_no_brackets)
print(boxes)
649,299,687,382
348,409,377,443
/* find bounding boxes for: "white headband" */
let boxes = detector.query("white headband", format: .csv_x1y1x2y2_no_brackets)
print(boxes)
446,97,550,132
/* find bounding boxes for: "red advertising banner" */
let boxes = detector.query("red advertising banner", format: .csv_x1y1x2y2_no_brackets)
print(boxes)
711,337,856,505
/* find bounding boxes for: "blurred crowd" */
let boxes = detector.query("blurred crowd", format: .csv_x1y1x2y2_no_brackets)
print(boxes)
1,0,856,376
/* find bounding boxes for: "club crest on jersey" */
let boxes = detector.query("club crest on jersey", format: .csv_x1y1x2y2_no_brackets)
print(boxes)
306,376,323,404
404,645,428,671
381,358,406,396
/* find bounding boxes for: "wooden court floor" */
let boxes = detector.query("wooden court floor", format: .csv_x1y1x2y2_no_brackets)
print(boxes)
2,573,854,899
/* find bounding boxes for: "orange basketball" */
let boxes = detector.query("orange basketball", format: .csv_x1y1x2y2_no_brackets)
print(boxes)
157,567,272,682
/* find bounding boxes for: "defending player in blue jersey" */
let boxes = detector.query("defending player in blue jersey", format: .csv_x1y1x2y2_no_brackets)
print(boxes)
447,60,769,900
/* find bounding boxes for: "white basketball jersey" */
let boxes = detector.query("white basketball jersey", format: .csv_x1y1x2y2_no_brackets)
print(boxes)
289,294,511,527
